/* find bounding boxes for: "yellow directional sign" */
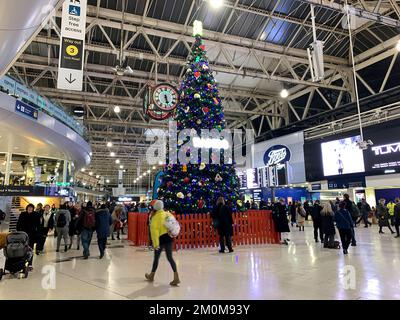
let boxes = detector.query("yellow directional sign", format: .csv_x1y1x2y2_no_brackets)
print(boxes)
66,45,79,56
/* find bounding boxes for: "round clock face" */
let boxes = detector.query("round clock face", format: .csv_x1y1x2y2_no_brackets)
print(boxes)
153,83,178,111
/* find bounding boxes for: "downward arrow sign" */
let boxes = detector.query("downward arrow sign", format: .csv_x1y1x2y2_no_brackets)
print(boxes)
65,73,76,84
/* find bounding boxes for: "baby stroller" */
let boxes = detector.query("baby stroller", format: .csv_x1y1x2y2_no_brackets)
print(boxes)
0,231,32,280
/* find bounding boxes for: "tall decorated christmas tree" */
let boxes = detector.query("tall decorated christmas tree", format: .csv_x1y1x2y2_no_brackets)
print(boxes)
157,21,241,214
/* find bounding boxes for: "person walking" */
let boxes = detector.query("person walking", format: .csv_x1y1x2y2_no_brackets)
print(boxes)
377,198,395,234
387,200,395,226
356,199,372,228
334,202,354,255
394,198,400,238
36,204,54,254
343,194,357,246
304,200,311,221
55,203,71,252
212,197,234,253
16,204,41,269
296,203,306,231
95,204,113,259
69,203,81,250
76,201,96,259
110,205,123,240
145,200,180,286
311,200,323,243
320,202,335,248
289,202,297,227
272,198,291,245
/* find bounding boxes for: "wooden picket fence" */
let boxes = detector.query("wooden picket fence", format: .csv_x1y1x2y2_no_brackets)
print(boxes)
128,210,280,249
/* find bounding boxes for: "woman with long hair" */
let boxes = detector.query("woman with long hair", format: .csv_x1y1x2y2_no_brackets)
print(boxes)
321,202,335,248
110,205,123,240
296,202,306,231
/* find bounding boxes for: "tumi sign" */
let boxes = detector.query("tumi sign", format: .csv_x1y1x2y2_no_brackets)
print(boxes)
371,142,400,155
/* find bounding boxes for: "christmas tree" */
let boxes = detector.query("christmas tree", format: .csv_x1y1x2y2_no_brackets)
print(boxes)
157,21,241,214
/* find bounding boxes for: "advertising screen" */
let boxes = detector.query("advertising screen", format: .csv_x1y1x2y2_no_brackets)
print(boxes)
321,135,365,176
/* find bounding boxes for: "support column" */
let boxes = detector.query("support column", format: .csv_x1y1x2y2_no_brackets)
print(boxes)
4,152,12,186
62,160,68,183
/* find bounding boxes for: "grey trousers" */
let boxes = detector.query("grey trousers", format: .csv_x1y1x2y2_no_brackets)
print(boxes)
56,227,69,250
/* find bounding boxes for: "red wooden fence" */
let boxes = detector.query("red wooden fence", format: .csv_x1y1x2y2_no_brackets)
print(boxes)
127,210,280,249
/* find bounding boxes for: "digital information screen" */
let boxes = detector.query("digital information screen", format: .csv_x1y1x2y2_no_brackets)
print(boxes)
321,135,365,176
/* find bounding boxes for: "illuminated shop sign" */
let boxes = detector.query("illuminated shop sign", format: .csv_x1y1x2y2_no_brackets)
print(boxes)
263,145,291,166
371,142,400,156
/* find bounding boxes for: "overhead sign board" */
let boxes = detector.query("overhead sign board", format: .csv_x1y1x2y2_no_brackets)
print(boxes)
57,0,87,91
15,100,38,120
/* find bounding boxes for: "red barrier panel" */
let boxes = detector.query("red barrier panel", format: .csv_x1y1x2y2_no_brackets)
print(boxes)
127,210,280,249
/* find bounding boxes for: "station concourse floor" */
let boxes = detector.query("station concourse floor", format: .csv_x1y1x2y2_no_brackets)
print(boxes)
1,221,400,300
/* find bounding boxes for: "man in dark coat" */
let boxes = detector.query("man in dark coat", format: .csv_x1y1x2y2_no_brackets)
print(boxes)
311,200,323,243
95,204,113,259
272,198,290,245
212,197,234,253
17,204,41,268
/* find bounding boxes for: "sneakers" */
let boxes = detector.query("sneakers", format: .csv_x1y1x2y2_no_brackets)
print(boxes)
343,249,348,254
64,245,68,252
219,250,225,253
99,253,104,259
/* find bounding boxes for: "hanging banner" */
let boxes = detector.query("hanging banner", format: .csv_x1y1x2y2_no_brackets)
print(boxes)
57,0,87,91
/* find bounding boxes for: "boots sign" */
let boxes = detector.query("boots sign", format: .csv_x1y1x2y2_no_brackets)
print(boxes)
57,0,87,91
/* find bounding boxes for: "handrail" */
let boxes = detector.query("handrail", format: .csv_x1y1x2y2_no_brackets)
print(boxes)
0,75,87,139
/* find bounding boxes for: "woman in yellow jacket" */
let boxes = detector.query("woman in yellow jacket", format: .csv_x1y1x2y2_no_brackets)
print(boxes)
145,200,180,286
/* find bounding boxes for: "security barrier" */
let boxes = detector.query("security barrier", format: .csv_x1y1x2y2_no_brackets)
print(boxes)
127,210,280,249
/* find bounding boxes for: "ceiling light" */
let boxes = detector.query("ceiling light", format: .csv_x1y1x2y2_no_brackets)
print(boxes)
89,172,93,176
115,159,120,164
147,169,151,173
209,0,223,9
106,179,110,183
70,178,74,182
143,172,146,176
82,182,86,186
152,166,156,170
280,89,289,98
81,168,85,172
89,152,92,156
114,105,121,113
119,165,124,169
96,175,100,179
110,152,115,157
107,142,113,148
123,169,126,173
158,161,163,165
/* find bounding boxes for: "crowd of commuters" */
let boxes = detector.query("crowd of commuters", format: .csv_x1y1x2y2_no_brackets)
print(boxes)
266,194,400,254
15,200,128,269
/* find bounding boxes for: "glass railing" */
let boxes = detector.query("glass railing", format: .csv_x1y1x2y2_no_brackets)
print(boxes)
0,75,87,139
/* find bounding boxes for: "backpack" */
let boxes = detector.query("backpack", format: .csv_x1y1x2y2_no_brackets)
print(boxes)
350,202,360,218
83,209,96,229
57,212,67,228
164,212,180,238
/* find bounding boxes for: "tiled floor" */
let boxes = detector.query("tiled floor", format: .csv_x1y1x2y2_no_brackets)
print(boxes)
1,221,400,300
